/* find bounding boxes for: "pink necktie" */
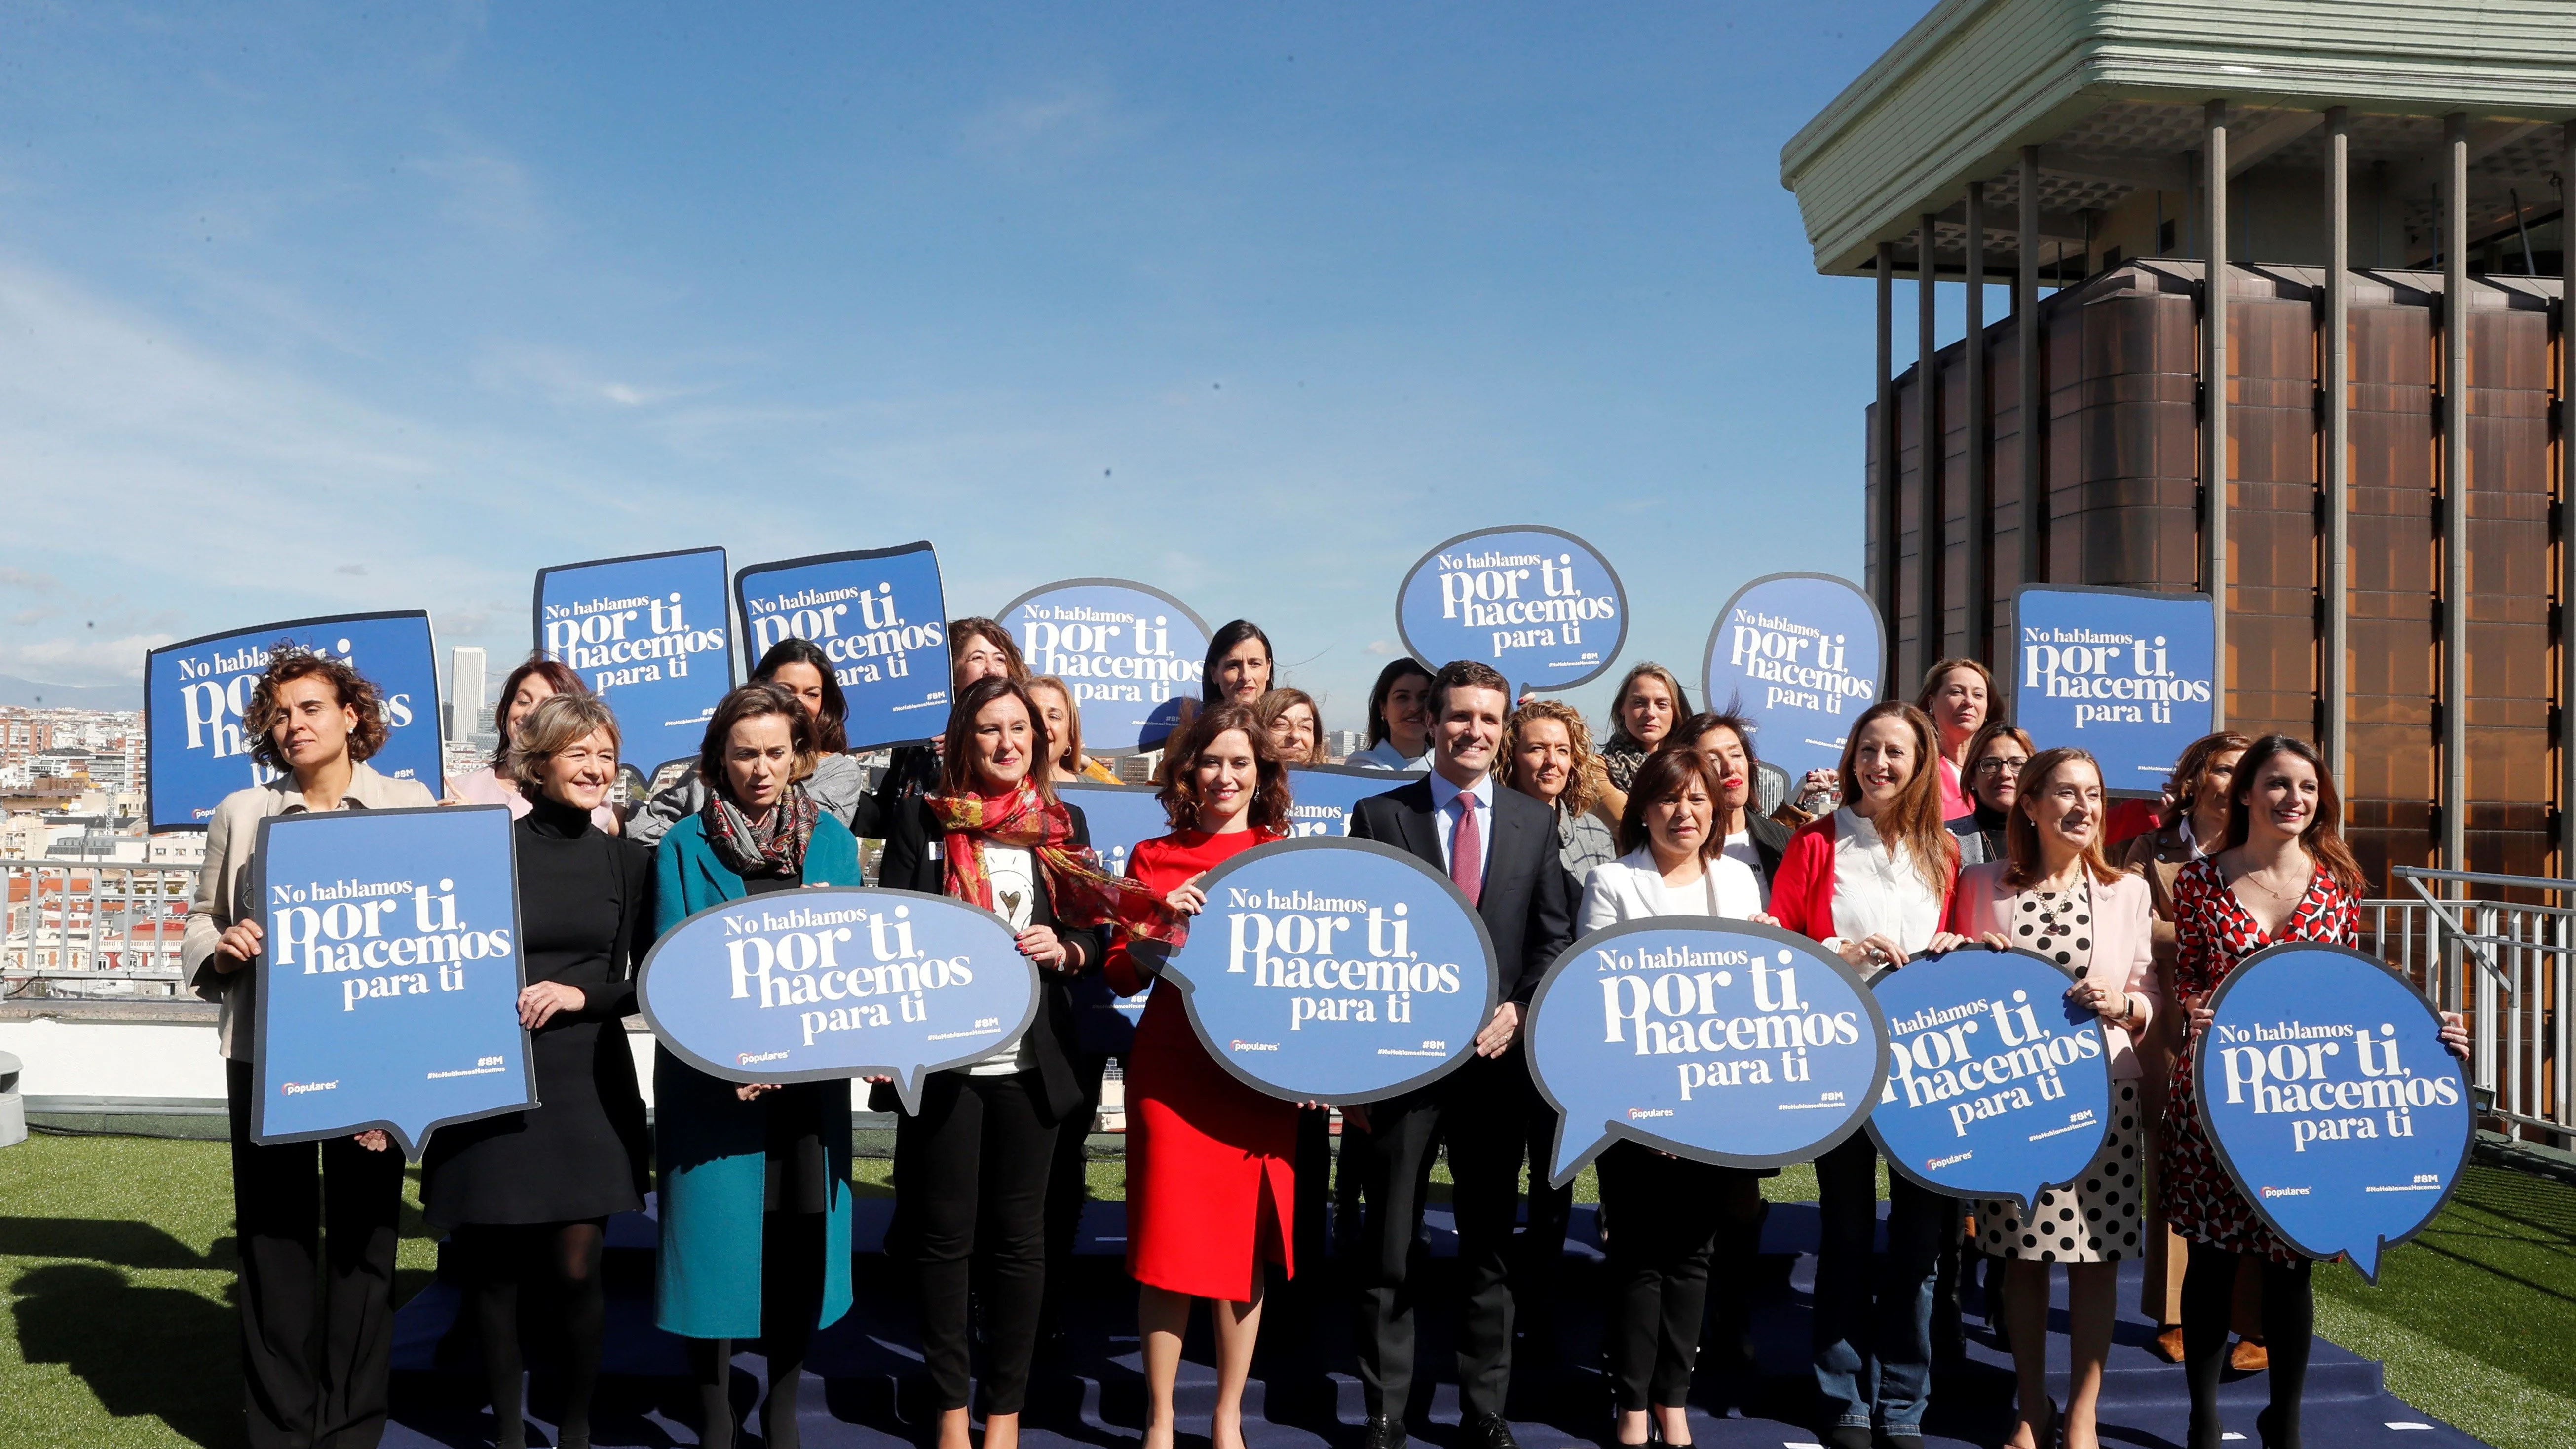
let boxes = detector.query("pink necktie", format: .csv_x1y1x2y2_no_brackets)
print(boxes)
1450,795,1483,907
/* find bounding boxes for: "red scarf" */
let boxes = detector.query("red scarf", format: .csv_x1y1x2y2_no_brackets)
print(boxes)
926,783,1185,946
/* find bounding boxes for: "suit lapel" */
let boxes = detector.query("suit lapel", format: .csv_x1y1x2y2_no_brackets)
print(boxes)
1397,783,1443,873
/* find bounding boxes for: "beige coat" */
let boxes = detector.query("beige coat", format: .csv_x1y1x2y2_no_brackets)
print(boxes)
182,762,440,1060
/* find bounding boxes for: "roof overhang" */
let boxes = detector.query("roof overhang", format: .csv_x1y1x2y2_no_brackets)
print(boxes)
1781,0,2576,277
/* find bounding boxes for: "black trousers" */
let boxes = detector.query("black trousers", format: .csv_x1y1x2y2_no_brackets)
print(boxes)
1039,1052,1112,1335
1596,1145,1739,1411
896,1071,1056,1414
226,1057,406,1449
1345,1050,1556,1420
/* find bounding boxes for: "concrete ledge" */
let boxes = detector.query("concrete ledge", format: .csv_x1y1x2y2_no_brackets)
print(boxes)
0,998,219,1025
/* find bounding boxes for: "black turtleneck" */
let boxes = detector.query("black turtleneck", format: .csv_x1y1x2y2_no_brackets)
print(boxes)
513,793,641,1020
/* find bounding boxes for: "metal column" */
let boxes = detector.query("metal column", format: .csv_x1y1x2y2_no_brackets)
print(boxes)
1877,241,1898,654
1920,213,1943,676
2323,108,2351,783
2442,114,2469,870
2563,122,2576,875
2205,102,2230,728
2021,147,2043,584
1964,183,1990,661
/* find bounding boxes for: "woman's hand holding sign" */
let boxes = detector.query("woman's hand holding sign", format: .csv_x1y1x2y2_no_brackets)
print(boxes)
213,918,264,974
519,981,586,1030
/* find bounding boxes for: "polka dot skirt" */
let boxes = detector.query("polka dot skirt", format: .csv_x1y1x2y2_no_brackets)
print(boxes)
1975,1082,2144,1265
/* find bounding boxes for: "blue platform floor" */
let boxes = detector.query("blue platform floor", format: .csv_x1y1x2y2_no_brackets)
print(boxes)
383,1196,2489,1449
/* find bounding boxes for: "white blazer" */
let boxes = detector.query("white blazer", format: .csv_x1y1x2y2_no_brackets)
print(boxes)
1579,847,1766,933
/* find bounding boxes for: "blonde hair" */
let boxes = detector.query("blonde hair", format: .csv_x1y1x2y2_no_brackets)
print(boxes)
1027,675,1089,775
1500,698,1607,816
508,693,622,793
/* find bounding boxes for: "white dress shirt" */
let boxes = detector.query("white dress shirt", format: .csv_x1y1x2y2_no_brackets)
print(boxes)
1345,739,1429,772
1425,770,1496,895
1824,806,1945,976
1579,848,1765,932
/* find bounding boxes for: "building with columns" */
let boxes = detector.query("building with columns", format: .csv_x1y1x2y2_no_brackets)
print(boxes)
1781,0,2576,888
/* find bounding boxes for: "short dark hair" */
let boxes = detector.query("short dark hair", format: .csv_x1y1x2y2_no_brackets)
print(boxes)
1200,619,1275,699
696,682,818,798
245,647,389,771
1158,701,1292,833
1617,747,1726,858
1363,657,1434,749
1427,659,1511,723
752,637,849,754
940,674,1056,801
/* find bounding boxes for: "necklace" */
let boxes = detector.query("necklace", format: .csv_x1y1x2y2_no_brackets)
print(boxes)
2015,878,2092,968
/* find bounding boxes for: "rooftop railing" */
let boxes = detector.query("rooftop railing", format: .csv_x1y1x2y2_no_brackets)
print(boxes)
2,855,2569,1145
2,857,199,998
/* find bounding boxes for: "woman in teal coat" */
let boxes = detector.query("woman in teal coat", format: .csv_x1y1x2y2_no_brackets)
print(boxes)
654,682,862,1449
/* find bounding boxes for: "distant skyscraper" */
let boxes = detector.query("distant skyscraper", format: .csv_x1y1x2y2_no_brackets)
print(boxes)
449,647,488,746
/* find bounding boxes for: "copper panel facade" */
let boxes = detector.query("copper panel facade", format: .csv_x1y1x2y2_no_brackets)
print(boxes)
2049,289,2198,592
1940,344,1972,660
1986,338,2030,664
2226,294,2320,744
2462,305,2555,879
1892,367,1928,687
1869,264,2568,884
2344,303,2438,890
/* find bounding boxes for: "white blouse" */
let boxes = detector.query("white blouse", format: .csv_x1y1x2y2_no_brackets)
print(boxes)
962,843,1040,1075
1578,848,1766,932
1824,807,1945,975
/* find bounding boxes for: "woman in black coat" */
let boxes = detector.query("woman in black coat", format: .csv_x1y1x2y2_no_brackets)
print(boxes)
421,693,652,1449
876,674,1169,1449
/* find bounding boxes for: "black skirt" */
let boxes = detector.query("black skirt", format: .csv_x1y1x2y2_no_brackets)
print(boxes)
421,1016,651,1228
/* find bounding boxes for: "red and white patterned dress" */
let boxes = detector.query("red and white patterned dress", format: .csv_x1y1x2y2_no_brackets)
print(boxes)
2156,856,2358,1262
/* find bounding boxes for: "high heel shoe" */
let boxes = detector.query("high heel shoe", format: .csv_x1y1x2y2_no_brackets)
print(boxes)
2256,1404,2295,1449
2007,1398,2060,1449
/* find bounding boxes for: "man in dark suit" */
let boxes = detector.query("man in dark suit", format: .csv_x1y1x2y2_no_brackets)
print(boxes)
1343,659,1578,1449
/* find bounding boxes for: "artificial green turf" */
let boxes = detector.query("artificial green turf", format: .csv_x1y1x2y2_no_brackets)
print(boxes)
4,1135,2567,1448
2311,1163,2576,1449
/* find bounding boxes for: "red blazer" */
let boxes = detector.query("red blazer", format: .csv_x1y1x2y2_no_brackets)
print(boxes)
1768,811,1960,945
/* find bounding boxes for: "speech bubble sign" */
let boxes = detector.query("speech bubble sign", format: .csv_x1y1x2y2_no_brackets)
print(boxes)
636,887,1038,1114
734,542,950,751
1148,837,1498,1105
998,578,1212,755
147,611,444,832
1284,763,1419,839
1396,526,1627,696
534,547,733,771
2010,584,2217,797
2194,942,2474,1283
1699,573,1886,780
250,805,532,1159
1864,946,2113,1210
1525,919,1888,1187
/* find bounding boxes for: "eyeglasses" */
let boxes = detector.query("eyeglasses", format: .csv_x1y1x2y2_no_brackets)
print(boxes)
1972,756,2032,776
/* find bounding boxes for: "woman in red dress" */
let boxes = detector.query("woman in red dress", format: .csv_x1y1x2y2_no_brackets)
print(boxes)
1108,701,1300,1449
2159,735,2466,1449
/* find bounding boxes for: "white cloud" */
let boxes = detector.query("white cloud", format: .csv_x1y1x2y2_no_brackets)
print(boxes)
961,81,1139,168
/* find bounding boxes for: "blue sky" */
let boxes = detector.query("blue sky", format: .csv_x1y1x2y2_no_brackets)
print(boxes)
1,2,1940,730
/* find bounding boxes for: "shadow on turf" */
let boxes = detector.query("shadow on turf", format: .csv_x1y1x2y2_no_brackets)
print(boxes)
0,1215,215,1268
11,1261,242,1448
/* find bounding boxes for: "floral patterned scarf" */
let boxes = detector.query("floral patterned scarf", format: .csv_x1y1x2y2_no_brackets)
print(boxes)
926,782,1184,946
701,781,820,880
